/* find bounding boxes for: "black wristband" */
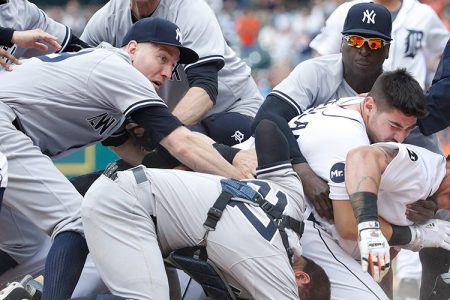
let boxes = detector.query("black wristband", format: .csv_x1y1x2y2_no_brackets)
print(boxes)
350,192,378,223
389,225,413,245
141,146,181,169
0,26,15,47
212,143,240,163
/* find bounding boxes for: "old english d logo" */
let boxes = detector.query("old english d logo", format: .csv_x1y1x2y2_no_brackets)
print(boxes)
87,113,116,135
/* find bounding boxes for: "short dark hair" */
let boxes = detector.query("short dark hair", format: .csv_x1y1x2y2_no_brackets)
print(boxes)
296,256,331,300
368,69,427,118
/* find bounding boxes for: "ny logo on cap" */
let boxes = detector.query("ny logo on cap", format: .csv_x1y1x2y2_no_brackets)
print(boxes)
362,9,376,24
175,28,183,43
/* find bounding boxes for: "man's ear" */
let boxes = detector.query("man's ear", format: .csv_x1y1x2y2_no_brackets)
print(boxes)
127,40,138,58
364,96,375,112
384,44,390,59
295,270,311,285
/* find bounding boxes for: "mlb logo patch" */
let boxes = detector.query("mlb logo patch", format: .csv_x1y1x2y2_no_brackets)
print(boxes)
330,162,345,183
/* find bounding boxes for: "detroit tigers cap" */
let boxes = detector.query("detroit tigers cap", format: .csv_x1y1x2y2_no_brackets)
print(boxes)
342,2,392,41
121,17,199,64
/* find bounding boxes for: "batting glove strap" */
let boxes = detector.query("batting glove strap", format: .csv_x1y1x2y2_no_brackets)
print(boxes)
403,219,450,252
358,220,381,231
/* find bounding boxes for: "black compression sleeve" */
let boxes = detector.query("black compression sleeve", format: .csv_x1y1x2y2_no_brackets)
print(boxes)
185,62,220,104
254,119,290,166
130,106,182,145
0,26,14,47
252,94,305,163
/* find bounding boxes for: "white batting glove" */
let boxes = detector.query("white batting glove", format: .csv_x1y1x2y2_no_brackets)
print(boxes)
406,219,450,251
358,221,390,282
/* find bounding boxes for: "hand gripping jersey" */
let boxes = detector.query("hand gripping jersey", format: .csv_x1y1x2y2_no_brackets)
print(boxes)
81,0,262,118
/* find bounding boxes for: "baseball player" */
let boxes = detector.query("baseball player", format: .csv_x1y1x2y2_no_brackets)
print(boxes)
345,142,450,277
74,120,330,300
0,17,248,300
310,0,449,90
252,2,392,222
0,0,89,66
287,69,446,299
309,0,448,155
80,0,263,146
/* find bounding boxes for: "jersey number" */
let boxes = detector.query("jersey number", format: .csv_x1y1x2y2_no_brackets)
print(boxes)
229,180,287,242
37,50,93,63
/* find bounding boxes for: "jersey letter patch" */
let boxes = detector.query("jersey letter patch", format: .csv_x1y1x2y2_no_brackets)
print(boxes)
87,113,117,135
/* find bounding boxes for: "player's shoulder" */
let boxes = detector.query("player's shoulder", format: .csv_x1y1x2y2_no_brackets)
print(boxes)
293,54,342,74
401,0,435,14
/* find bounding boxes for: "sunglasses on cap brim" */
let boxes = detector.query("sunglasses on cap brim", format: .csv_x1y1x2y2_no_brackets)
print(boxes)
343,35,390,50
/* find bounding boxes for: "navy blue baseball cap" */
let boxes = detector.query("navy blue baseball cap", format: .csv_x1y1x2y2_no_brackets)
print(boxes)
342,2,392,41
121,17,199,64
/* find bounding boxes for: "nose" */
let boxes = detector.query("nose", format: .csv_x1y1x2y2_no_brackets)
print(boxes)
161,64,173,79
394,131,409,143
358,43,371,56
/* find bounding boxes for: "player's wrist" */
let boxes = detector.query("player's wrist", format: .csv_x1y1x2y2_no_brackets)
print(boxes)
358,220,381,231
350,191,378,224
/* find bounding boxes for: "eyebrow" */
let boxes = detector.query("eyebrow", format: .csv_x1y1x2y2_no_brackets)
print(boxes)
389,120,416,130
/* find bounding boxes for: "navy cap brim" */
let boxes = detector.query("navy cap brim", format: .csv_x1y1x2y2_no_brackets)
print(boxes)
154,41,199,64
342,29,392,41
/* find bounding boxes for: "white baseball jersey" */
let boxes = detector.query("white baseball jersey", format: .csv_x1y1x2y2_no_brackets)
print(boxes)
372,142,445,226
80,0,262,117
288,99,410,299
270,54,358,115
0,43,165,158
83,164,304,299
0,0,71,60
309,0,449,89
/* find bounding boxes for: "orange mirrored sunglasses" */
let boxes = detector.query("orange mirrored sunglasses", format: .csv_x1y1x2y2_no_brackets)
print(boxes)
343,35,390,50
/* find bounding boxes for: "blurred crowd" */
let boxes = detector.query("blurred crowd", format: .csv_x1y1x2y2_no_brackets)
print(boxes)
41,0,450,153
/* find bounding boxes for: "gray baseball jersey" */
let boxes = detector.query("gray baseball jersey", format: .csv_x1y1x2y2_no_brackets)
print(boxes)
0,151,7,191
0,43,165,158
82,164,304,300
81,0,262,117
0,0,71,60
270,54,358,115
310,0,449,89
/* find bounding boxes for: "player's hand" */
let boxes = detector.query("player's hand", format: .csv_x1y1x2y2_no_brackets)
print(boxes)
11,28,61,52
294,162,334,222
358,221,390,282
413,219,450,251
406,199,436,225
0,48,20,71
232,148,256,179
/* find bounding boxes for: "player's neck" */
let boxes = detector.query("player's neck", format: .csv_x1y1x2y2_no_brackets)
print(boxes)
131,0,160,20
375,0,402,12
